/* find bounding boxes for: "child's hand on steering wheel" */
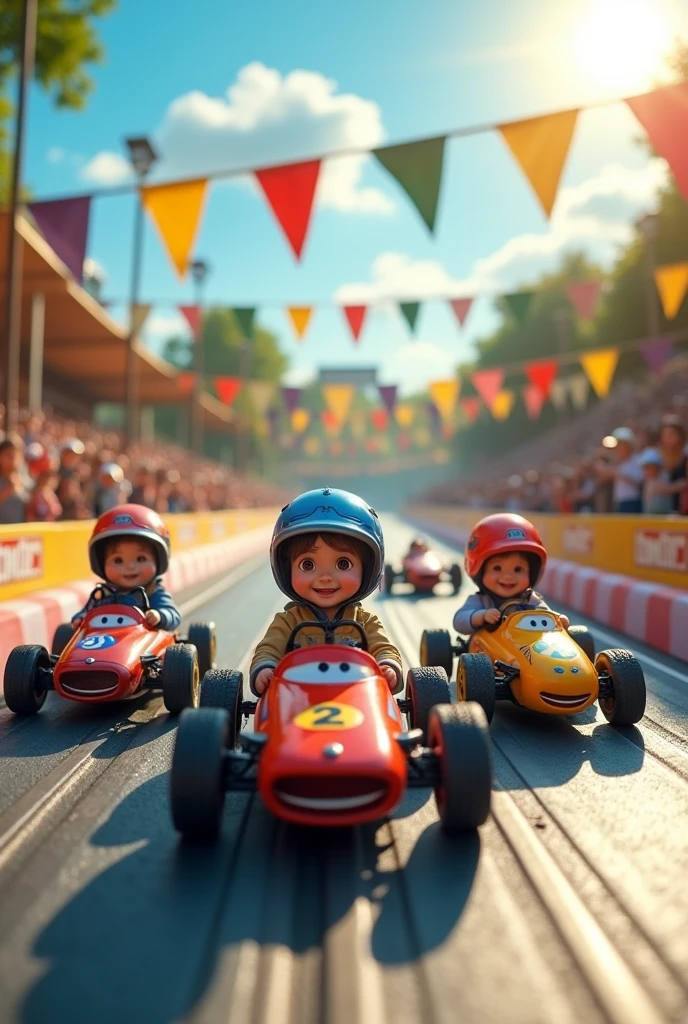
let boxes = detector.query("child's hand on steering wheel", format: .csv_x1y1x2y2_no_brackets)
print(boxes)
483,608,501,625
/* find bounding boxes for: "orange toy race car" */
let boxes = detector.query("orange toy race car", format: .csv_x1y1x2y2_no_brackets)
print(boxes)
170,619,492,840
420,601,646,726
384,548,462,595
3,584,215,716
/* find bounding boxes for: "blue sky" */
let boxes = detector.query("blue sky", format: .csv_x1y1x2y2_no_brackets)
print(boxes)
23,0,688,394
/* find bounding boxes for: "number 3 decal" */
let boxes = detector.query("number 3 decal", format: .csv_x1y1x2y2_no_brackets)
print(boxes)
294,702,364,731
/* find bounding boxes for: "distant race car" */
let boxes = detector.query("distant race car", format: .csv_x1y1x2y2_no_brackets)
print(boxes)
170,619,492,840
384,548,462,595
419,600,646,726
3,584,215,716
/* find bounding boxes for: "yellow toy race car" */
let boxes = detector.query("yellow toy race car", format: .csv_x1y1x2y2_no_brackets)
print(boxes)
420,601,646,726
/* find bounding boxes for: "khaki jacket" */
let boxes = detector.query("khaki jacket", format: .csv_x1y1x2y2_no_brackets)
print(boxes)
250,602,403,693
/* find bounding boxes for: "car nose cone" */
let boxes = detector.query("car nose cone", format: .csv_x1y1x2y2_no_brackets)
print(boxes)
323,742,344,759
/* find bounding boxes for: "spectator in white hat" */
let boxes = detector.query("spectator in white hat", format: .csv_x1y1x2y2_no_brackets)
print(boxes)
94,462,127,516
595,428,644,514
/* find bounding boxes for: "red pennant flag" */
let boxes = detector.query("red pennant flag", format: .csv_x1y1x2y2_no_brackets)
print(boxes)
255,159,321,260
179,304,201,340
566,281,601,321
522,383,546,420
215,377,242,406
471,368,505,409
625,83,688,200
342,305,367,343
525,359,558,400
460,397,481,424
176,372,195,395
371,408,389,432
321,409,339,430
449,297,473,328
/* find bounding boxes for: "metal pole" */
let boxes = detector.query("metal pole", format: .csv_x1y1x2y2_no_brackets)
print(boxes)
125,190,145,446
28,291,44,411
191,285,204,455
3,0,38,431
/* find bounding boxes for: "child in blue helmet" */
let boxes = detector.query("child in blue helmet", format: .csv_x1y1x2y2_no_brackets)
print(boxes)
250,487,402,695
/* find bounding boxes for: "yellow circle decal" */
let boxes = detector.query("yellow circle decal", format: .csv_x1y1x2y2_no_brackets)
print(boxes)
293,702,364,731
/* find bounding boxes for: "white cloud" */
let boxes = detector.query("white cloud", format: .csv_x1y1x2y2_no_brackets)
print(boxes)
282,365,317,388
81,151,133,185
47,147,64,164
143,311,189,346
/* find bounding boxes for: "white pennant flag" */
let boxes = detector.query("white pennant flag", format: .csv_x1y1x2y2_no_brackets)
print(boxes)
568,372,589,411
548,378,569,411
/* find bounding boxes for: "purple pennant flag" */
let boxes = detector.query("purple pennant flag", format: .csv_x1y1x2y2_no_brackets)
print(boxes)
28,195,92,282
378,384,398,415
641,337,674,375
427,400,441,428
282,386,302,414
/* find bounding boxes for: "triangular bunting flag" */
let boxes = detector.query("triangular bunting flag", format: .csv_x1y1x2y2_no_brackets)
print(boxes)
653,262,688,320
287,306,313,341
140,178,208,278
255,159,321,260
399,302,421,333
549,378,569,411
525,359,558,400
371,409,389,432
282,386,302,413
414,426,431,448
28,195,92,281
626,83,688,200
460,397,481,424
471,368,505,409
130,303,151,337
498,109,579,216
247,380,275,417
373,137,446,232
503,291,534,325
179,304,201,340
429,379,461,424
233,307,256,340
291,408,310,434
568,373,589,411
342,305,367,343
321,409,341,437
322,384,355,427
566,281,601,321
491,388,516,422
378,385,398,415
176,372,196,395
449,297,473,328
522,383,546,421
579,348,619,399
215,376,243,406
641,337,674,376
349,409,367,441
394,403,415,429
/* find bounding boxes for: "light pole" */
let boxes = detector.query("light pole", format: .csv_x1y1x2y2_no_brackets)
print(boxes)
636,212,661,339
189,258,210,455
124,135,157,448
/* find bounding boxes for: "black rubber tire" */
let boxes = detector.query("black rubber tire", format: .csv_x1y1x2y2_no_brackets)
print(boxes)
3,645,50,715
405,666,452,742
596,649,646,726
457,653,496,724
384,563,395,592
200,669,242,748
450,563,463,594
170,707,228,840
187,622,217,678
429,702,492,833
51,623,75,658
161,643,200,715
419,628,454,677
568,625,595,663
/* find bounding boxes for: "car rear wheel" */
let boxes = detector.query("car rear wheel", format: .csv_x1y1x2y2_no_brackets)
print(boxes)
568,625,595,663
4,645,50,715
405,666,451,743
419,628,454,677
457,653,495,724
428,702,492,833
187,622,216,678
51,623,75,658
200,669,243,748
595,649,646,726
170,708,228,840
450,563,462,593
161,644,200,714
384,563,395,592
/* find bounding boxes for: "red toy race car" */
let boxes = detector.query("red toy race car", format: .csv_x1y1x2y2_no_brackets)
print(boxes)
170,619,491,840
3,584,215,716
384,547,462,595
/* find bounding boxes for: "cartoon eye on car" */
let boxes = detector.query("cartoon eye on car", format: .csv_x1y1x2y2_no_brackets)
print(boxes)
384,547,462,595
170,619,492,841
2,584,215,717
419,601,646,726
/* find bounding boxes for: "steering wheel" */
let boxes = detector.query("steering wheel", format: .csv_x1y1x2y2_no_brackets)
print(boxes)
87,583,150,611
285,619,369,653
483,599,525,633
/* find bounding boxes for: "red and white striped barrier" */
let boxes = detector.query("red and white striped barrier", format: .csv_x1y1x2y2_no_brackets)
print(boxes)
0,525,271,683
410,516,688,662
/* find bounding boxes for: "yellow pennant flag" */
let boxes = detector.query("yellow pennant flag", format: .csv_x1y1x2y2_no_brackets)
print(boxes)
322,384,355,427
579,348,620,399
349,409,367,441
394,403,415,429
287,306,314,340
247,380,275,417
140,178,209,278
291,408,310,434
429,378,460,423
491,388,516,422
653,262,688,320
499,109,578,217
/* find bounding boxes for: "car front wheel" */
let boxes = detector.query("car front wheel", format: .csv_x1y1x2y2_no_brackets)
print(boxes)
596,649,646,725
457,653,496,723
4,645,51,715
428,702,492,833
200,669,243,748
161,644,200,714
405,666,452,743
170,708,228,840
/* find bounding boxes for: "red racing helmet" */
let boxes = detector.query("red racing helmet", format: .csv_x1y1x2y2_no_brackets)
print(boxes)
89,504,171,579
464,513,547,587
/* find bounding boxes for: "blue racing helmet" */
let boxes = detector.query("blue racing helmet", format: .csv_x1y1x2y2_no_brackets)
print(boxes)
270,487,384,604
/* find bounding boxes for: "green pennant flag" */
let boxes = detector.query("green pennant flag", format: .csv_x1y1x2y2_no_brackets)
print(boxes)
400,302,421,333
374,137,446,233
233,307,256,339
503,291,534,325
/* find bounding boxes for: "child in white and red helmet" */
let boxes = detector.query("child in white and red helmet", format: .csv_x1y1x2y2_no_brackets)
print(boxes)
71,504,181,632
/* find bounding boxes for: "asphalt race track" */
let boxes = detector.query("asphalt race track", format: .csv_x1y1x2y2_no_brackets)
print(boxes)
0,516,687,1024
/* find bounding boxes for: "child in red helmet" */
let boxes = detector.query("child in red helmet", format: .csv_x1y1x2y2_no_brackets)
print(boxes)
454,513,569,634
71,504,181,632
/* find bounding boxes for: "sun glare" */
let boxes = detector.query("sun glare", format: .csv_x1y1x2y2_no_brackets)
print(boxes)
572,0,671,93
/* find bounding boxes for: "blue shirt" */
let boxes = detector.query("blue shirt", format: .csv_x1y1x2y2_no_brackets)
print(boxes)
72,579,181,632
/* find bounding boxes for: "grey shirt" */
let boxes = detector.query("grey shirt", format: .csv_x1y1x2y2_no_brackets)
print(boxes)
0,476,26,524
453,590,550,635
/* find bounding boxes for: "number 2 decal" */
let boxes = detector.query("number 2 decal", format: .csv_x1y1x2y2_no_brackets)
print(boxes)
293,702,364,731
312,705,344,726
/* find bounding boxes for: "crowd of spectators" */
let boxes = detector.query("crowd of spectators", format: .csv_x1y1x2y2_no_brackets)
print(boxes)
0,407,286,525
425,355,688,517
